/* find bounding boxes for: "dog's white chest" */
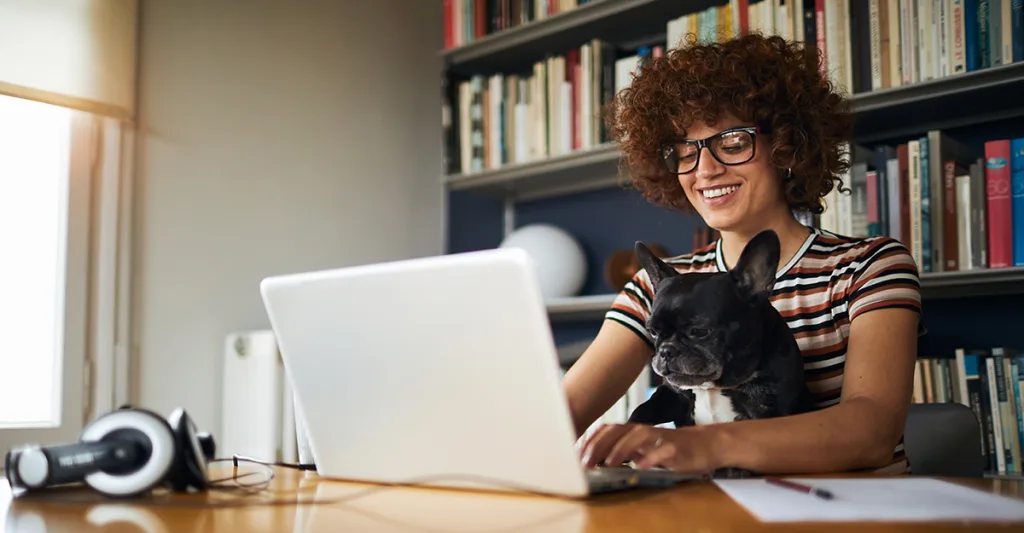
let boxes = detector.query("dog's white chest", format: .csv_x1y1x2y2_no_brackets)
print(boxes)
690,387,739,425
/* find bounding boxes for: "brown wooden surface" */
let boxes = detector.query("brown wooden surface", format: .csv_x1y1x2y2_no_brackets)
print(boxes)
2,466,1024,532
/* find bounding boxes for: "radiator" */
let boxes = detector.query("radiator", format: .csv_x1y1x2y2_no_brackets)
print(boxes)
220,330,297,463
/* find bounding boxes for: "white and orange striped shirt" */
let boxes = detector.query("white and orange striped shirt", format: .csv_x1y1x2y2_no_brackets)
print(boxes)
606,227,924,474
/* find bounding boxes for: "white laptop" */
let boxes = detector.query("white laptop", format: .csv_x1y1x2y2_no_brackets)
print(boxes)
259,247,697,498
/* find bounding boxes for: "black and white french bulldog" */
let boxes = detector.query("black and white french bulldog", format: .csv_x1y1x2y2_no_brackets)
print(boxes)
627,229,815,472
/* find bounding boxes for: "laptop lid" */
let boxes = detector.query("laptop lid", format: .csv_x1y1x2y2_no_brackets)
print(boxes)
259,248,590,497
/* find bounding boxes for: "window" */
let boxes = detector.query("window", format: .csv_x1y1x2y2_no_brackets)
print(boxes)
0,94,90,452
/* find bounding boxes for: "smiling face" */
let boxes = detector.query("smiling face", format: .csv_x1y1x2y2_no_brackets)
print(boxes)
666,113,789,235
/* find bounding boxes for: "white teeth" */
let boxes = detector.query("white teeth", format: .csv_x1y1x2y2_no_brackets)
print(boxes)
701,185,739,199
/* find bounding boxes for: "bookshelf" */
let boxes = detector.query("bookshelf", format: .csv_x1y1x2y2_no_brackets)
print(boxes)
442,0,1024,302
441,0,1024,475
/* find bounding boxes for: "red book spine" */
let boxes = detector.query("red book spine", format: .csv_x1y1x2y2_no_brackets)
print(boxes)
475,0,486,39
985,140,1013,268
444,0,453,49
568,48,579,151
739,0,749,34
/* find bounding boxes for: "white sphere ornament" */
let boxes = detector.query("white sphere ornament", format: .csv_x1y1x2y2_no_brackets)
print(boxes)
499,223,588,299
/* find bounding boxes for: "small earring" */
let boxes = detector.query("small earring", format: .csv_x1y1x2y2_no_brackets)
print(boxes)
786,168,793,180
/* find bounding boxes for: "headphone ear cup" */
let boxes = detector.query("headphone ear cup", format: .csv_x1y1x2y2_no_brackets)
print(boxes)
79,408,177,498
166,408,210,492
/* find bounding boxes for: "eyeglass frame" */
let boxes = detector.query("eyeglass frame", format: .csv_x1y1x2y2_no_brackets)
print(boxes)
659,125,764,175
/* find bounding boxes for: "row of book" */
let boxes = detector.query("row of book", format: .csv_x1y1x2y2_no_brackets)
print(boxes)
444,39,648,175
789,0,1024,96
441,1,1024,178
445,0,1024,92
915,349,1023,475
817,133,1024,271
443,0,588,50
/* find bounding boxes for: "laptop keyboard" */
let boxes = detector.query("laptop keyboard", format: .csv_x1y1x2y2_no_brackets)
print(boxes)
585,466,696,493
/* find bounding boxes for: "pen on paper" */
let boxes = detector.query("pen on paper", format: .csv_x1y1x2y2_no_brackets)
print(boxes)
765,477,835,500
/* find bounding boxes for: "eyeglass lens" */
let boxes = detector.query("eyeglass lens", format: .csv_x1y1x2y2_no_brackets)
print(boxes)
663,129,755,173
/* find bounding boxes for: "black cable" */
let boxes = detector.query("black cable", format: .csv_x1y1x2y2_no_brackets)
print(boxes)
226,453,317,471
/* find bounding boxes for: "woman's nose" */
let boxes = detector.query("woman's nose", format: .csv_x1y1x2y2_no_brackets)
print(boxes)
693,146,723,180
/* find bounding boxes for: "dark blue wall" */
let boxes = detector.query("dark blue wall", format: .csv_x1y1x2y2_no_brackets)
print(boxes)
919,295,1024,357
445,185,703,349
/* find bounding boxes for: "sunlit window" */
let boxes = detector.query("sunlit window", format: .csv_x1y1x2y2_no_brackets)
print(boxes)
0,94,71,427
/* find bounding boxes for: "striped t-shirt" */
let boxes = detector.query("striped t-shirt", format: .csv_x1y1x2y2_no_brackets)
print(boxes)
606,226,923,474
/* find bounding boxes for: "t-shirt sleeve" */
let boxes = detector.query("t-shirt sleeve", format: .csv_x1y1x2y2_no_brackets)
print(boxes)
604,268,656,347
846,237,924,333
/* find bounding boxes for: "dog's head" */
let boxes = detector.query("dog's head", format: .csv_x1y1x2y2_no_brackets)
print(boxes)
636,229,780,390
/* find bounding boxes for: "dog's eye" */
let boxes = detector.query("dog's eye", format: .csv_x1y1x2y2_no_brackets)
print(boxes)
688,327,710,339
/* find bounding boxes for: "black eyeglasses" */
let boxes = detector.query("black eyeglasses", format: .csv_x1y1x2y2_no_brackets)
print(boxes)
659,126,761,174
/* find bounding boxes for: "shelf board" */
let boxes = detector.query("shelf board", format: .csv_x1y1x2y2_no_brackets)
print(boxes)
850,60,1024,142
546,293,617,321
440,0,710,77
444,62,1024,200
545,266,1024,320
444,143,626,201
984,472,1024,480
915,265,1024,299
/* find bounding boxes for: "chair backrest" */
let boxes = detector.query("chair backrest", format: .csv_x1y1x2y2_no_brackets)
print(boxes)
903,402,986,477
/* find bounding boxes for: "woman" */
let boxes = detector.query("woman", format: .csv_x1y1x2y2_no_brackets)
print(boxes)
563,32,922,476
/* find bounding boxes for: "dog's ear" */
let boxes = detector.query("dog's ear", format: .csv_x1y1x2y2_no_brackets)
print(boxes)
635,241,677,290
730,229,780,300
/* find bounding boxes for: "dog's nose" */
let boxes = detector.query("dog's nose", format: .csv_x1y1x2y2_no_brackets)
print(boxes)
656,343,679,359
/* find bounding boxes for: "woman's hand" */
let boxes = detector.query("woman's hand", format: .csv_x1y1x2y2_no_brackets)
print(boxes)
578,423,723,473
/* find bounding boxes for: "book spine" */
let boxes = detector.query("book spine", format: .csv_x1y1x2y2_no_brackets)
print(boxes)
970,158,989,268
909,140,923,269
944,160,960,270
965,0,979,71
919,136,932,272
1015,357,1024,459
1002,357,1022,474
985,140,1013,268
952,0,968,73
1011,138,1024,266
990,0,1003,65
1014,0,1024,62
987,356,1007,474
975,355,996,473
979,0,991,68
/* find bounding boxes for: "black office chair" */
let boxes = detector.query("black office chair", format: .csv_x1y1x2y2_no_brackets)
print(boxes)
903,402,986,477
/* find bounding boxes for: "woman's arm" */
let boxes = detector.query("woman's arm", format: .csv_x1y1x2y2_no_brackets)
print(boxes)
705,306,919,473
561,320,653,437
580,307,920,473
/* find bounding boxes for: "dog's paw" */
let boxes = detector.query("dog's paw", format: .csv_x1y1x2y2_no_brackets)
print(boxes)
711,467,756,479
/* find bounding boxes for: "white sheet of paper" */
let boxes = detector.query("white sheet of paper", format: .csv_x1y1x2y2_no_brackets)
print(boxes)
714,477,1024,523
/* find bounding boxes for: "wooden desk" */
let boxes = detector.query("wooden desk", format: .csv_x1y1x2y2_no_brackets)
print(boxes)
2,467,1023,532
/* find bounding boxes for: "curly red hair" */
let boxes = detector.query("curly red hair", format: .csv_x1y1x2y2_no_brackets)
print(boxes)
605,32,852,215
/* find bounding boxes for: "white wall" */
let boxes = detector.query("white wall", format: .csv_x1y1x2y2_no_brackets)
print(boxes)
131,0,444,431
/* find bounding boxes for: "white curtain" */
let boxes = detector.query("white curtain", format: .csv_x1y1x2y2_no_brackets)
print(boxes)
0,0,139,122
